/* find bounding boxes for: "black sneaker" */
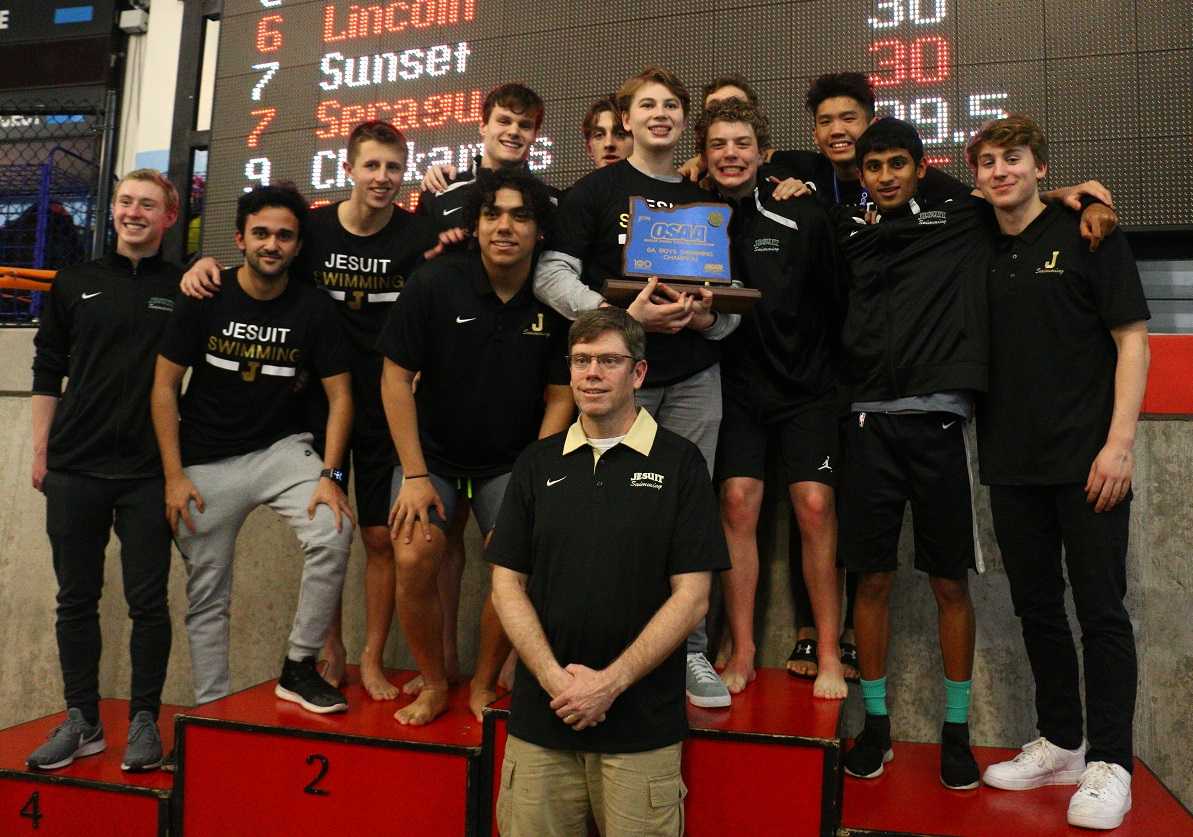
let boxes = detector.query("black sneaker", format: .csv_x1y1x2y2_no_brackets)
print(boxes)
275,657,349,714
940,721,980,790
844,714,893,779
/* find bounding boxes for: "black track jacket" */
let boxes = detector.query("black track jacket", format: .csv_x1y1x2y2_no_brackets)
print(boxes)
32,252,182,477
834,197,992,402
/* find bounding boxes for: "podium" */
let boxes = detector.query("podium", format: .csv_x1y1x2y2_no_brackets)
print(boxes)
841,741,1193,836
173,667,484,836
0,700,180,836
481,668,844,837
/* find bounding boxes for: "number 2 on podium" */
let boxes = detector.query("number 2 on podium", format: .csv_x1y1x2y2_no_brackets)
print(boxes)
304,753,331,796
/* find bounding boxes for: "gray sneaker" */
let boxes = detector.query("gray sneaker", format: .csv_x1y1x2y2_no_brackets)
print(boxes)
26,708,105,770
121,711,163,772
686,652,731,708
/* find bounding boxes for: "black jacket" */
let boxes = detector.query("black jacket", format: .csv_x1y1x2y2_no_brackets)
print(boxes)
32,252,182,478
834,197,991,402
722,185,846,419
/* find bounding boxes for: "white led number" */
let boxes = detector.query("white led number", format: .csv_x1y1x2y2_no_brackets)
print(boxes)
245,157,272,191
250,62,280,102
969,93,1009,123
868,0,902,29
260,0,283,7
869,0,946,29
909,0,946,24
875,98,906,121
910,97,948,145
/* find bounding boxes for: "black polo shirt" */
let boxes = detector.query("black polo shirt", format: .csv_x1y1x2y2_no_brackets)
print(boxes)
977,204,1150,486
487,409,731,753
377,251,569,478
768,149,972,210
550,159,721,387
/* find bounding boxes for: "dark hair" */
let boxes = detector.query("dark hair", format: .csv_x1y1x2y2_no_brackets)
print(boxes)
236,183,309,237
463,169,554,235
805,72,876,119
701,74,760,107
855,117,924,165
965,113,1049,169
695,97,772,152
346,120,408,165
617,66,691,119
582,95,622,139
482,83,545,130
569,308,646,363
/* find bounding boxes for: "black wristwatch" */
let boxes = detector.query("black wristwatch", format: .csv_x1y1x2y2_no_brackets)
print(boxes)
320,468,346,489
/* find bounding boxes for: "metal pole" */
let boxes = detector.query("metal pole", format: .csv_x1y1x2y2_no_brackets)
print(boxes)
90,88,119,258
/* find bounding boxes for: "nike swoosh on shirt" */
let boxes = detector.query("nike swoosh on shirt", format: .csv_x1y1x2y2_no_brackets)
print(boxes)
81,292,102,300
456,316,477,324
546,476,566,487
942,421,957,430
443,206,463,216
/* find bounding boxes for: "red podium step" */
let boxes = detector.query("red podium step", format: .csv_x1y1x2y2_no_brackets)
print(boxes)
481,668,845,837
841,741,1193,836
173,667,487,836
0,700,180,836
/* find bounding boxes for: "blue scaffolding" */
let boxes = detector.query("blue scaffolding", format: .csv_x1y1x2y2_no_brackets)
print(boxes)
0,146,97,323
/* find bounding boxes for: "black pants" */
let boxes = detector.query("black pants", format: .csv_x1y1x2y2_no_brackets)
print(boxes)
989,484,1136,771
45,471,173,721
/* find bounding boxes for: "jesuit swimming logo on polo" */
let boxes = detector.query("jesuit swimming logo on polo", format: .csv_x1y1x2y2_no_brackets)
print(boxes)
522,313,549,336
316,252,402,309
1037,250,1063,275
630,471,665,489
206,320,303,382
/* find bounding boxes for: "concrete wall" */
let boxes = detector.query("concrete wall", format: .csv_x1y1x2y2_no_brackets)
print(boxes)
0,327,1189,809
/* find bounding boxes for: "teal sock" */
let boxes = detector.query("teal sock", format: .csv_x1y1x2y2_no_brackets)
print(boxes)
944,677,972,724
860,676,888,717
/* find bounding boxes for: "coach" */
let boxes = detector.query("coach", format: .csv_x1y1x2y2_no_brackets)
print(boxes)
487,308,729,835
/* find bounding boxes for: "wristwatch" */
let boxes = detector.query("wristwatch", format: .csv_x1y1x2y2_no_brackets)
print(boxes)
320,468,346,489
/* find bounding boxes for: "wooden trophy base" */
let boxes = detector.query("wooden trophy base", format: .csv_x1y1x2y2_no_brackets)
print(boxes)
604,279,761,315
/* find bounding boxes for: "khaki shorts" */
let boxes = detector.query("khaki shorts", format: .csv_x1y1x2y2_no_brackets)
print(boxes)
497,734,686,837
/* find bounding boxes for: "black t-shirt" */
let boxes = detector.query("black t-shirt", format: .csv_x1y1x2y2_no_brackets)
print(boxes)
977,205,1150,485
550,159,721,387
487,415,731,753
158,269,350,466
377,251,569,478
769,149,972,210
298,201,438,354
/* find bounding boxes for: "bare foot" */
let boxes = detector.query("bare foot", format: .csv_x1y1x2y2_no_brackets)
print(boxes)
469,679,498,722
812,656,848,700
360,657,398,701
403,667,464,696
497,650,517,691
318,640,346,688
715,637,733,669
394,686,450,725
721,652,756,694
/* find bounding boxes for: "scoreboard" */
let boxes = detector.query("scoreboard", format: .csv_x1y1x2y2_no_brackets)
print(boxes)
203,0,1192,262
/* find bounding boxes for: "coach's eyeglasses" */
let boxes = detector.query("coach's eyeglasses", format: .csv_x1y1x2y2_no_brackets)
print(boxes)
567,353,636,370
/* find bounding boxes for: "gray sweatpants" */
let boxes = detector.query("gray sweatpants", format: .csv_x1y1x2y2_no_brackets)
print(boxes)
637,363,722,655
175,433,353,704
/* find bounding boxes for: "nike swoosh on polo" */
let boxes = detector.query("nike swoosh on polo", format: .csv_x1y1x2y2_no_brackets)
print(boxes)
546,476,566,487
443,206,463,216
942,421,956,430
456,316,476,324
81,292,102,300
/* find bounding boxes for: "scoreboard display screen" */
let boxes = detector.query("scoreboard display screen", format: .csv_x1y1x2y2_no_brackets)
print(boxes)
203,0,1192,262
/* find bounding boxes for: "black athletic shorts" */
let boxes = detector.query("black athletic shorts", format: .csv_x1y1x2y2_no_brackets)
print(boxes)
344,352,398,529
837,411,979,579
714,390,839,487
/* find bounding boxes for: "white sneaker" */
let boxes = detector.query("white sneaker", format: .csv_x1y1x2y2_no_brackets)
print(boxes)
685,653,731,708
1067,761,1132,830
982,737,1087,790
